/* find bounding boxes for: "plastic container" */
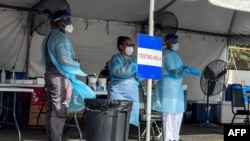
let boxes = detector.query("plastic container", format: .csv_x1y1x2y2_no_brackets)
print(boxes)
97,78,107,91
1,68,6,83
84,98,132,141
10,69,16,84
88,76,97,91
183,84,188,111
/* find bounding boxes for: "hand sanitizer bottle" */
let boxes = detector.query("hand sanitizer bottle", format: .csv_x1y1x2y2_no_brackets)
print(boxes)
10,68,16,84
1,68,6,83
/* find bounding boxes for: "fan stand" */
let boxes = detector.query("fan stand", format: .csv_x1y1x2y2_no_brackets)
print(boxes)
205,94,210,124
204,80,218,127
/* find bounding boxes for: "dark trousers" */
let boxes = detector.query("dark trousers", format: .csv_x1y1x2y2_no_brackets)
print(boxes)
45,76,71,141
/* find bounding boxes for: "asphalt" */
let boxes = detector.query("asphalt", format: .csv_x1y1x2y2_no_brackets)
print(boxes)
0,122,224,141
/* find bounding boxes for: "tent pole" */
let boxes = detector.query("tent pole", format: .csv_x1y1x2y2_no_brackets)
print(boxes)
25,10,33,77
0,4,30,11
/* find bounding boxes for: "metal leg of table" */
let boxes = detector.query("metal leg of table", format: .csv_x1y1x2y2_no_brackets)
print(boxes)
0,92,21,141
0,92,2,116
13,92,21,141
74,112,82,141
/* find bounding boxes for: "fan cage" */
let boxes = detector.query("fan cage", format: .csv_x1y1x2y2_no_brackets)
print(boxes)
154,11,178,36
200,59,228,96
32,0,71,36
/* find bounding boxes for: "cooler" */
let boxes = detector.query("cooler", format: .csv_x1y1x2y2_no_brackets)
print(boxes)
217,101,248,124
184,100,217,124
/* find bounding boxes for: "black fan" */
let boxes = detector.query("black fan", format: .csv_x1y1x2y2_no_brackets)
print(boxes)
32,0,71,36
154,11,178,38
200,59,228,123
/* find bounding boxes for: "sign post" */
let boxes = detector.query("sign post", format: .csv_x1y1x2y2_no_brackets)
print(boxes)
137,33,162,141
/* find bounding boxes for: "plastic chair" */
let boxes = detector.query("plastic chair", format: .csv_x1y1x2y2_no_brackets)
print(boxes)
138,83,162,141
230,84,250,125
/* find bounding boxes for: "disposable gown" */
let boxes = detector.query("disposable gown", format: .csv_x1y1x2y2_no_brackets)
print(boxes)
108,53,139,126
40,29,96,112
152,49,189,113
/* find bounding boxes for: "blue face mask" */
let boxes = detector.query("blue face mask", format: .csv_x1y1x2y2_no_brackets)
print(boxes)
171,43,179,51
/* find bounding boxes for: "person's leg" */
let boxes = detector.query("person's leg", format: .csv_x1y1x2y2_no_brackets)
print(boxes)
173,113,183,141
45,87,52,141
45,76,70,141
162,112,175,141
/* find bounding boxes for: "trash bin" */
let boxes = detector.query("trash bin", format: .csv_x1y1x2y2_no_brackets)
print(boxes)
183,85,188,111
84,98,133,141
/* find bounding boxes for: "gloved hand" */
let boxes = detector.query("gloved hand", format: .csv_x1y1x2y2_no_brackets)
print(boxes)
188,68,202,76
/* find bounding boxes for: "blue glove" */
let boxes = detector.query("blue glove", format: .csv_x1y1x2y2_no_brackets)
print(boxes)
188,68,202,76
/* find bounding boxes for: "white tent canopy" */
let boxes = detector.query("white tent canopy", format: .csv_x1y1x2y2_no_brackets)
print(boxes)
0,0,249,101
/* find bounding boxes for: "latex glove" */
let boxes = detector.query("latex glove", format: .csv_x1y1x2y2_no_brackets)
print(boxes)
188,68,202,76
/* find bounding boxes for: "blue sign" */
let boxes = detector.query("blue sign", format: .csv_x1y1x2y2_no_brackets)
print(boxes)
137,33,162,80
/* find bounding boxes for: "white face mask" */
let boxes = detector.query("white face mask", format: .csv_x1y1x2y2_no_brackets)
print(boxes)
171,43,179,51
65,24,74,33
125,46,134,56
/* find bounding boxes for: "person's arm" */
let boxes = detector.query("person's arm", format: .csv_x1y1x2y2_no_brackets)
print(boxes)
164,53,189,78
108,55,136,79
56,43,80,68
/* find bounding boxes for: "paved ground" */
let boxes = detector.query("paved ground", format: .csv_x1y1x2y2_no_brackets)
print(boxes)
0,122,224,141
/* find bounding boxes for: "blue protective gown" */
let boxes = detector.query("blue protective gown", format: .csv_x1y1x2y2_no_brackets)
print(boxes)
40,29,96,112
107,53,140,126
152,49,189,113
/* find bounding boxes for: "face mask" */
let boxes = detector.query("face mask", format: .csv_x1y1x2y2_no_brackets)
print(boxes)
171,43,179,51
65,24,74,33
125,46,134,56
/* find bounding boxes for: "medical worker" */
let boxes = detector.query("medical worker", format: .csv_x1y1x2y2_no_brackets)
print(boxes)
40,10,95,141
152,34,201,141
107,36,140,126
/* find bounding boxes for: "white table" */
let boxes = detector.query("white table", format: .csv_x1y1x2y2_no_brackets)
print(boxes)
95,90,108,95
0,86,34,141
0,83,107,141
0,83,44,88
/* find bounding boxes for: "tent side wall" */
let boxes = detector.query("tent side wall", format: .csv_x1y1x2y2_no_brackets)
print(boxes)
29,17,227,101
0,9,28,72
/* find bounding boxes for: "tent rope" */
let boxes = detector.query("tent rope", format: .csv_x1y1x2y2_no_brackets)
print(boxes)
229,48,241,83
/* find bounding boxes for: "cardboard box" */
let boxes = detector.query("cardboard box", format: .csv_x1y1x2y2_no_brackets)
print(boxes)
29,105,47,126
30,105,47,112
29,112,46,126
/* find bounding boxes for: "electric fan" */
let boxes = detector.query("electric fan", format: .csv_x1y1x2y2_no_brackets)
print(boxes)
32,0,71,36
154,11,178,38
200,59,228,124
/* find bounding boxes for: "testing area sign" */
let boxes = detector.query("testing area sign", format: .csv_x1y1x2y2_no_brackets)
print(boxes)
137,34,162,80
